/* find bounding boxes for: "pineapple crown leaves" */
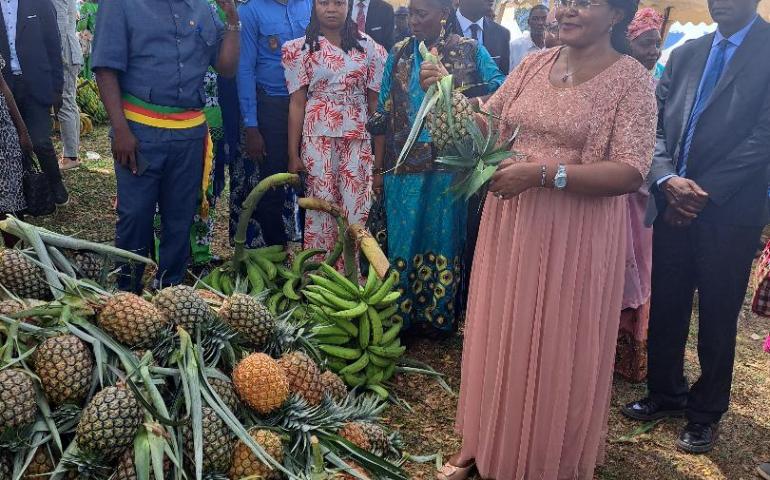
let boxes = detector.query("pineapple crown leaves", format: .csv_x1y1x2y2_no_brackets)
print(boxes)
176,329,297,480
314,432,408,480
57,440,113,480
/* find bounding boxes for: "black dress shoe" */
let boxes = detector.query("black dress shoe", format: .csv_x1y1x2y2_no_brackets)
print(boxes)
756,462,770,480
676,422,719,454
621,397,686,421
52,181,69,206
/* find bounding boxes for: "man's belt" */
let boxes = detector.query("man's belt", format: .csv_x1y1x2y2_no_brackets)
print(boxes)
122,94,213,219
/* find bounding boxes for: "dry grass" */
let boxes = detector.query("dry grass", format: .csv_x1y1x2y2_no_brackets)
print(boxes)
34,128,770,480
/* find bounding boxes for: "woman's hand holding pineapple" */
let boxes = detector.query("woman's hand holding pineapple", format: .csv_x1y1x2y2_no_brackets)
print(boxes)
488,159,543,199
419,60,449,91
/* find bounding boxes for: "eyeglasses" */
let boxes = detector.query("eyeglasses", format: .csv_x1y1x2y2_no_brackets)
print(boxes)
557,0,607,10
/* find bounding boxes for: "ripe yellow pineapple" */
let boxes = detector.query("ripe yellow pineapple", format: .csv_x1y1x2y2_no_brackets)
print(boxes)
231,353,289,415
219,293,275,349
228,428,284,480
0,368,37,431
75,385,143,462
153,285,214,332
98,292,169,347
359,422,389,455
337,422,371,451
319,370,348,402
33,334,94,406
0,249,51,300
277,351,324,406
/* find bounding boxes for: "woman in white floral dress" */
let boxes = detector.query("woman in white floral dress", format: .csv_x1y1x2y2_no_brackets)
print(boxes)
282,0,386,262
0,54,31,244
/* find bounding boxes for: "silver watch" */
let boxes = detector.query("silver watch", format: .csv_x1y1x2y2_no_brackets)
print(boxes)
554,164,567,190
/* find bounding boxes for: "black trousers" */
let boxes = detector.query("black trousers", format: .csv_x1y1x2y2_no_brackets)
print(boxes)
458,188,487,313
647,217,762,424
6,75,62,186
255,92,289,246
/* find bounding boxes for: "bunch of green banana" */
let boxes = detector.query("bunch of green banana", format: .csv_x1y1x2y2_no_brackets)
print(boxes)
304,263,404,398
198,245,289,296
76,79,108,124
264,246,327,315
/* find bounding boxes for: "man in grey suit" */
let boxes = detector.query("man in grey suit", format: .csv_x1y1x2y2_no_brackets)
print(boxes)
622,0,770,454
53,0,83,170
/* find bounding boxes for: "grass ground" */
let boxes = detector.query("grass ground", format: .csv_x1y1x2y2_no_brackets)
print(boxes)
33,126,770,480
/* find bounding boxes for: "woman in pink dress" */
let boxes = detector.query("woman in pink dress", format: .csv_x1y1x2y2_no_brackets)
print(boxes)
283,0,386,259
615,7,664,383
420,0,657,478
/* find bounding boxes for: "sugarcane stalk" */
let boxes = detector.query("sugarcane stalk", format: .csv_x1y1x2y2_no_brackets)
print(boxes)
0,215,154,265
233,173,299,272
348,224,390,280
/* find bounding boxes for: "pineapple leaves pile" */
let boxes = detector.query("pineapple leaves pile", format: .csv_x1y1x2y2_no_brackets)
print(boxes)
0,178,435,479
396,42,521,199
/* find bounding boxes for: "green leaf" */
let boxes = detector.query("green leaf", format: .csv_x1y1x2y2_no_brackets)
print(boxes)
482,150,514,167
148,425,168,480
394,86,440,171
134,429,151,480
435,155,475,168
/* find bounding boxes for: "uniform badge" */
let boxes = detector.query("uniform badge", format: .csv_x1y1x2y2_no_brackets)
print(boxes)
268,35,280,51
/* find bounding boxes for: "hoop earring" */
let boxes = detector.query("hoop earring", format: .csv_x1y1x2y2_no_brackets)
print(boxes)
608,23,614,33
440,17,447,38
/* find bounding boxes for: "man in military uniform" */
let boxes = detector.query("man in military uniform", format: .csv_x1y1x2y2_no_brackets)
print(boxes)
92,0,240,292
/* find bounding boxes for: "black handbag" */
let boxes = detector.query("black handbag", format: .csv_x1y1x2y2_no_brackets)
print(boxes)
22,152,55,217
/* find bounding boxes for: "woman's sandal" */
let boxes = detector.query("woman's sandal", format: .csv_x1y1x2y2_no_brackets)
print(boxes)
437,461,475,480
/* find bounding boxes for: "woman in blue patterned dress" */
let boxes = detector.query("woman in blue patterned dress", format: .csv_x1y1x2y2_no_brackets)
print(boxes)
374,0,504,336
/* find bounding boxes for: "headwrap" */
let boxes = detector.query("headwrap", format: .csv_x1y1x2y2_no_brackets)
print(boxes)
627,8,664,41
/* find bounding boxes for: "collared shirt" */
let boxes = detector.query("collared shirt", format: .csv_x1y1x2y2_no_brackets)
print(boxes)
456,10,484,44
1,0,20,73
509,34,541,70
52,0,84,66
237,0,311,128
91,0,224,110
352,0,371,27
656,14,758,185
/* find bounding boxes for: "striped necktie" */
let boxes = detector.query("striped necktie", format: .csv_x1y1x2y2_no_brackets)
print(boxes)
677,39,730,177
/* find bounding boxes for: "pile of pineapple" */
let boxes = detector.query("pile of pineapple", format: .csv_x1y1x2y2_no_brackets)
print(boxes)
0,177,418,480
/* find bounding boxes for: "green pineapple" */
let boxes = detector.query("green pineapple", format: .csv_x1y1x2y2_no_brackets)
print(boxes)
183,406,235,474
153,285,214,332
0,249,51,300
0,368,37,432
75,385,143,462
33,334,94,406
219,293,275,349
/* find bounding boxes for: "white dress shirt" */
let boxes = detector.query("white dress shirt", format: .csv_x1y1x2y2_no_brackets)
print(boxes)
509,33,542,70
455,10,484,44
1,0,20,74
352,0,371,27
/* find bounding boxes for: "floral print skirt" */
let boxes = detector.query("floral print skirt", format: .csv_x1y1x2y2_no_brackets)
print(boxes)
384,171,466,334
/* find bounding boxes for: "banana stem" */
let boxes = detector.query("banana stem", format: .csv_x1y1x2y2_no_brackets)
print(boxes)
233,173,299,272
0,215,154,265
341,221,357,283
349,224,390,280
297,197,353,276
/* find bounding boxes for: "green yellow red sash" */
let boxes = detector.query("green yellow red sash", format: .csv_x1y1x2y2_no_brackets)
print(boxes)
122,94,213,219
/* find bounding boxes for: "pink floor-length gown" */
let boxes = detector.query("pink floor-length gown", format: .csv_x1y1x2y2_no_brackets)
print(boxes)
456,49,656,480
